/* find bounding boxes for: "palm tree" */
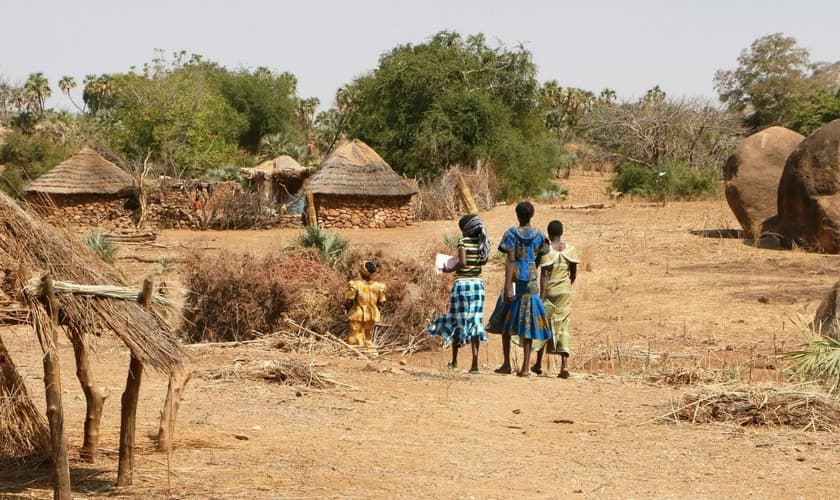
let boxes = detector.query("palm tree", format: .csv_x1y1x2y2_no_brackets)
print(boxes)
24,72,51,115
58,75,84,113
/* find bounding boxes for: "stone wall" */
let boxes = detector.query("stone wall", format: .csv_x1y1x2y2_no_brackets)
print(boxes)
314,195,414,229
26,194,136,232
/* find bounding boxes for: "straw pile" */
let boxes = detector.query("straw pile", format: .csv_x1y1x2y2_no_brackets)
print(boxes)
0,190,182,371
661,388,840,431
23,146,135,196
0,336,48,459
306,140,417,197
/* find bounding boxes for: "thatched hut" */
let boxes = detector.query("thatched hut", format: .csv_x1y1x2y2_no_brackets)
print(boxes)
305,140,417,229
240,155,313,212
24,146,137,230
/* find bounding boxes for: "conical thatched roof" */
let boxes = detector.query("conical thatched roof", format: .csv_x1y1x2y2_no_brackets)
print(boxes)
306,140,417,196
24,146,135,195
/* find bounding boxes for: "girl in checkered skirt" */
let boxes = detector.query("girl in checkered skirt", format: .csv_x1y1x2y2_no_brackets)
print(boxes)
427,214,490,374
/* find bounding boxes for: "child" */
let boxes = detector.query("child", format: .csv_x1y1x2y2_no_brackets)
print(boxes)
345,261,387,348
533,220,579,378
428,214,490,374
486,201,552,377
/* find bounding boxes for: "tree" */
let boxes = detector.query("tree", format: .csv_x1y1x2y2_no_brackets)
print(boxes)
583,91,744,171
786,88,840,136
58,75,84,113
343,31,558,198
23,72,51,115
714,33,815,130
215,67,300,153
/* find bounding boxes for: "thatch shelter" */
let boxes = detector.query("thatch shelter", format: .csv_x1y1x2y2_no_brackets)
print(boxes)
240,155,312,212
0,190,184,493
304,140,417,229
24,146,137,230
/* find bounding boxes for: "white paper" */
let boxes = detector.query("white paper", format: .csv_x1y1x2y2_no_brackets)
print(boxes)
435,253,457,273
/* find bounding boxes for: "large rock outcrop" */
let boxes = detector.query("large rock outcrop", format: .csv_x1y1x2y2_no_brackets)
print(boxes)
813,279,840,340
778,119,840,252
723,126,804,234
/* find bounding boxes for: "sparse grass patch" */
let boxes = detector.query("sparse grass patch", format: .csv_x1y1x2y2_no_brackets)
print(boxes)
84,231,116,264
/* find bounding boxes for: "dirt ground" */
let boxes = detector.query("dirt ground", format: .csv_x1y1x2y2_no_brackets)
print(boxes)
2,170,840,498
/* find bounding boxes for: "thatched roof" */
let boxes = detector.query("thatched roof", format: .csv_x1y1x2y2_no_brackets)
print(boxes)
24,146,135,196
305,140,417,197
241,155,311,180
0,191,182,371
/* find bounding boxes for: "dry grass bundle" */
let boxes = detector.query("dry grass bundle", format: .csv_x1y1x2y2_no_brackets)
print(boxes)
257,359,334,389
660,389,840,431
209,191,278,230
0,336,48,459
414,166,496,220
647,365,726,386
0,191,181,371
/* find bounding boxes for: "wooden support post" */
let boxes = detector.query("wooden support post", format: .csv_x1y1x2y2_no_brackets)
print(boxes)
70,330,108,463
456,172,479,214
305,190,318,226
157,363,191,451
39,274,72,500
116,277,152,487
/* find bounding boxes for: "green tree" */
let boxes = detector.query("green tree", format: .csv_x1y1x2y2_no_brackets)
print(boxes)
23,72,51,115
714,33,815,130
786,88,840,136
343,31,557,198
58,75,84,113
215,67,300,152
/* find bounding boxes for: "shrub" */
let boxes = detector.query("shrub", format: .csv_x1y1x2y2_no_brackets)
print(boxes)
612,161,721,200
296,225,349,269
181,249,344,342
84,231,117,263
785,318,840,394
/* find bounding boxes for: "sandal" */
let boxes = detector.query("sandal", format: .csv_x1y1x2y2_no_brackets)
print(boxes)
468,369,480,375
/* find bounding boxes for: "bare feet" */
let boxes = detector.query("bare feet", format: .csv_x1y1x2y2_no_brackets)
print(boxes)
516,370,531,378
494,365,512,374
558,369,570,379
530,365,542,375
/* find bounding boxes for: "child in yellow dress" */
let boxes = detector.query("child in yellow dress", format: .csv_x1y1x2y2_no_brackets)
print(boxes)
345,261,387,347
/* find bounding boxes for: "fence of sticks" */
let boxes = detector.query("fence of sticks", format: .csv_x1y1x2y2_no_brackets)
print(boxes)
0,190,189,498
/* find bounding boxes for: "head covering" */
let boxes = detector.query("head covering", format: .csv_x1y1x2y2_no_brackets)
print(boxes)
458,214,490,262
360,261,377,275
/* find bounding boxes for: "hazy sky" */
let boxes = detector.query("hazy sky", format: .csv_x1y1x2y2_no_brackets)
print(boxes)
2,0,837,109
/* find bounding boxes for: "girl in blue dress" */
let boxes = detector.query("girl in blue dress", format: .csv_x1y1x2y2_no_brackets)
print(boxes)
486,201,552,377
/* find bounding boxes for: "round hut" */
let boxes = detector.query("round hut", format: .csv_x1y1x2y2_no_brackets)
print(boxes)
305,140,417,229
24,146,136,229
240,155,313,212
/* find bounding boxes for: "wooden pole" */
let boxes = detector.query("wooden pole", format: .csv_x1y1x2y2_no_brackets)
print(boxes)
39,274,72,500
116,277,152,487
157,363,191,451
70,330,108,463
305,190,318,226
456,172,479,214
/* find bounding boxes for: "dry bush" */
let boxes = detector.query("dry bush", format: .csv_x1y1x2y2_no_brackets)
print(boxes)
660,389,840,431
181,249,345,342
414,166,496,221
210,191,281,230
257,359,333,388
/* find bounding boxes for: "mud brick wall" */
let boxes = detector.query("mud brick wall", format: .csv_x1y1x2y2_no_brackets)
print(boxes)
314,195,414,229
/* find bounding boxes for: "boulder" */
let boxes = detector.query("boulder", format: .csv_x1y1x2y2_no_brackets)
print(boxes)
723,126,804,234
812,279,840,340
778,119,840,252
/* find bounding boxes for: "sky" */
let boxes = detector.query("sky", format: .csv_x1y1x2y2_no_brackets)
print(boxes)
1,0,838,110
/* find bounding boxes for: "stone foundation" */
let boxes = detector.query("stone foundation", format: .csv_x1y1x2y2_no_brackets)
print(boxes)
314,195,414,229
26,194,136,232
